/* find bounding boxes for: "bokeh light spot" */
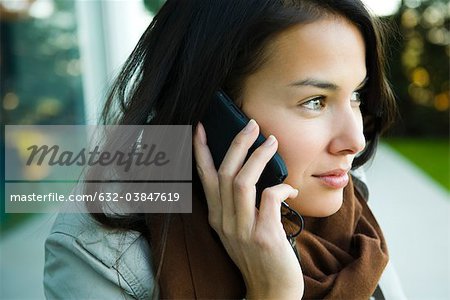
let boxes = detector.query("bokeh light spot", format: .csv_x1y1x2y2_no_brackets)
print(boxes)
408,84,433,105
412,67,430,88
402,9,420,28
434,92,449,111
3,92,20,110
36,97,62,117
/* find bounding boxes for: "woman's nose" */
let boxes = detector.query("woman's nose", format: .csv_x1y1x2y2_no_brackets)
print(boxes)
328,105,366,156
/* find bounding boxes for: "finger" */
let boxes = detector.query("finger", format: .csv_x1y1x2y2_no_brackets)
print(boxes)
233,134,279,232
193,122,221,217
258,184,299,227
218,119,259,221
260,184,299,224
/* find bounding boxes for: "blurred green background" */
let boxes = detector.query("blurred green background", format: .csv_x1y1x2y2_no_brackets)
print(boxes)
0,0,449,235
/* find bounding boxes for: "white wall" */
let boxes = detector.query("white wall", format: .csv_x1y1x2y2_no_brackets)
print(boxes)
75,0,152,124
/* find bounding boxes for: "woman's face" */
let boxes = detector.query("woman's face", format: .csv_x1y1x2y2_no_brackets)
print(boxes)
240,17,367,217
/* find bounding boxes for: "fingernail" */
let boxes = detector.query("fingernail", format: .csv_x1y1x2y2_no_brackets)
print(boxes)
264,135,276,147
197,122,206,145
293,189,299,196
242,119,256,133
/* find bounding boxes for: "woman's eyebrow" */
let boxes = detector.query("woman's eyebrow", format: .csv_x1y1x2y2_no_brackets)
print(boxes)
288,78,338,90
288,76,368,90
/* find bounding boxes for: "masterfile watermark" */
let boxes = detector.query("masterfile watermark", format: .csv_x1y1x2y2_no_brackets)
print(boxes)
10,193,66,202
5,125,191,181
25,143,170,172
4,125,192,213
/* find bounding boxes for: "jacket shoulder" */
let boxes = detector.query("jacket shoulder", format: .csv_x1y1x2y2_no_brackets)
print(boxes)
44,213,158,299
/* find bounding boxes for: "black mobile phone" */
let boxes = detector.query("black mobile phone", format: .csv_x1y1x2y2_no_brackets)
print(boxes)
201,90,288,208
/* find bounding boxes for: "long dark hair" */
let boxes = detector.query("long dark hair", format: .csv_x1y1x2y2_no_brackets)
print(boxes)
90,0,396,296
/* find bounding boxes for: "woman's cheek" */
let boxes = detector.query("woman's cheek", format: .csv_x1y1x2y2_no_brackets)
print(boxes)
276,137,311,185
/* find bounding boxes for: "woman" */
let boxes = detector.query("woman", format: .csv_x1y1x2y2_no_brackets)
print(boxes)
44,0,399,299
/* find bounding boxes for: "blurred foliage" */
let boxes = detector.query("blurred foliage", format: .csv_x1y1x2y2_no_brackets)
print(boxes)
0,0,85,125
1,0,85,230
385,0,449,137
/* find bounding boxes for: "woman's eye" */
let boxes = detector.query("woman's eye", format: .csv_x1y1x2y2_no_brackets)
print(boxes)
301,97,325,111
350,91,362,106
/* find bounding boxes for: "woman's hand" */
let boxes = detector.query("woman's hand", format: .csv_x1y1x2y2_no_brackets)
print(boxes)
193,120,304,299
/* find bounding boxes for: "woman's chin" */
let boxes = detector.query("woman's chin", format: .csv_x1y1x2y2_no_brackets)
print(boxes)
287,190,344,218
312,198,343,217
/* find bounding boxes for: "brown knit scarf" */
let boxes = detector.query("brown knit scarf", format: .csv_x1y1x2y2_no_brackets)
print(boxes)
149,176,389,299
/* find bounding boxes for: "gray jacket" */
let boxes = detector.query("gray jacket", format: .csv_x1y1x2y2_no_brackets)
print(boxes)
44,212,158,299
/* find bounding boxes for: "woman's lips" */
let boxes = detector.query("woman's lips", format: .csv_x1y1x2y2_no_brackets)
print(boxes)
312,171,349,189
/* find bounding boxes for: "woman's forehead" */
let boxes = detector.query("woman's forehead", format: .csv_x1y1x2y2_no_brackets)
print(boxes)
253,17,367,88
